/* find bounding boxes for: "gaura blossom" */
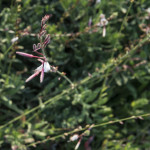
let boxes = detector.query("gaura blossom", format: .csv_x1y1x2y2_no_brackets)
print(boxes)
69,134,79,142
97,14,108,37
26,61,51,83
16,51,51,83
11,36,19,43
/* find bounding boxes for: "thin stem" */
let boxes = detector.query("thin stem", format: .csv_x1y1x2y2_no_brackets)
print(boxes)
56,70,79,94
34,50,44,56
56,70,73,86
27,113,150,147
40,38,46,57
5,58,13,85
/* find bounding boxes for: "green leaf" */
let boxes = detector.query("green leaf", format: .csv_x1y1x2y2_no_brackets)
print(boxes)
131,98,149,109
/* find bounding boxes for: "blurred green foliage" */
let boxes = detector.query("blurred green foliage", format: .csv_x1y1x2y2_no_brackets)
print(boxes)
0,0,150,149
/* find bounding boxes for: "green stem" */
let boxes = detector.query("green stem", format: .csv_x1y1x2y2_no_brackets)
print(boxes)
40,38,46,57
56,70,79,94
5,59,13,85
27,113,150,147
56,70,72,86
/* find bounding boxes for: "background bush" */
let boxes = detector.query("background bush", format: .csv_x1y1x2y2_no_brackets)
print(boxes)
0,0,150,149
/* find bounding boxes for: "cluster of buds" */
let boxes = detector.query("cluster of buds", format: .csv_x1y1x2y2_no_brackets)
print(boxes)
97,14,108,37
16,15,52,83
39,14,52,38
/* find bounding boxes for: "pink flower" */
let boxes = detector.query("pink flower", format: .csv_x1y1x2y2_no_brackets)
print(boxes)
26,61,51,83
96,14,108,37
69,134,79,142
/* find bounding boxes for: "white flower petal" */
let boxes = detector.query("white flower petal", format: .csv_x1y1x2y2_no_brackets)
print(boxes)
44,62,50,72
35,62,50,73
11,37,18,43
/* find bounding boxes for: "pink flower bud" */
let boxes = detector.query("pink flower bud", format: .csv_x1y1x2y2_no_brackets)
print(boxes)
43,34,50,47
16,51,44,59
42,24,47,30
16,52,35,58
41,14,51,26
39,30,46,38
37,43,41,49
44,34,50,42
33,43,41,51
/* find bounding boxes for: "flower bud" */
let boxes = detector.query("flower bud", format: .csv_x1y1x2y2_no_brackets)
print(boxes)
16,52,35,58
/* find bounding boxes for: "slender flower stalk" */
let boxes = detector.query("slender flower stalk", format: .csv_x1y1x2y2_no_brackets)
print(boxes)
16,15,52,83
